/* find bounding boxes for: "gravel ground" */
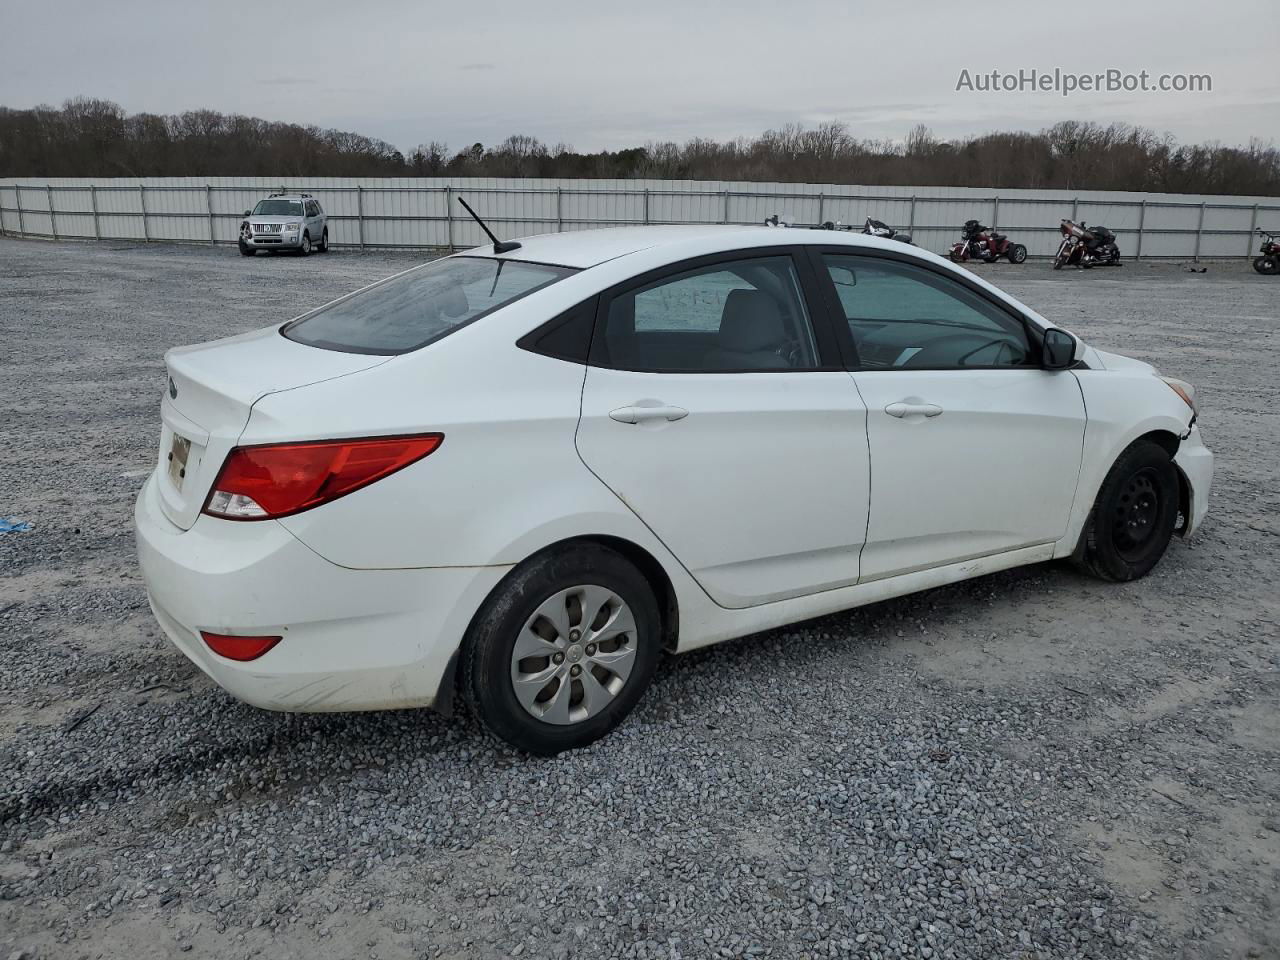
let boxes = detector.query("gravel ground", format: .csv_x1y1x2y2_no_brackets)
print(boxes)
1,237,1277,960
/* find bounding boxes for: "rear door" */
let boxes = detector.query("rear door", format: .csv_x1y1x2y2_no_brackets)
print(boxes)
811,249,1086,581
305,200,321,239
575,249,870,609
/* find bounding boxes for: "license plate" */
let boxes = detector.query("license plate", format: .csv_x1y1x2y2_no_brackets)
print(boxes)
168,434,191,492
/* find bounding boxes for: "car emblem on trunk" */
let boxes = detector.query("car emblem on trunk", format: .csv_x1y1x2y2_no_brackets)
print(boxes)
168,377,177,400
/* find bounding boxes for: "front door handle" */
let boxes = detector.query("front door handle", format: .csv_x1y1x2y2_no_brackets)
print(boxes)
885,401,943,419
609,402,690,424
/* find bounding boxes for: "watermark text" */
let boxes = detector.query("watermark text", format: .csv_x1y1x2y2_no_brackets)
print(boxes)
956,68,1212,96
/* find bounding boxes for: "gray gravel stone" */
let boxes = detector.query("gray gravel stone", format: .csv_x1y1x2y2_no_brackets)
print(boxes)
1,239,1277,959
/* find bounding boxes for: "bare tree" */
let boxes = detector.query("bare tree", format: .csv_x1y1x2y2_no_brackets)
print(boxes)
1,98,1276,195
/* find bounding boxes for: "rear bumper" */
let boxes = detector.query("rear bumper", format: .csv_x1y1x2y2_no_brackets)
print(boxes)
1174,424,1213,536
134,472,508,712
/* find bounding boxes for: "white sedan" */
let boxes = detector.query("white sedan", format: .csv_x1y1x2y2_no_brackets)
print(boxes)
135,225,1212,754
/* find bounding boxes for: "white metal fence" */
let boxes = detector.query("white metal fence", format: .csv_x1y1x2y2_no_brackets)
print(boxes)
1,176,1277,260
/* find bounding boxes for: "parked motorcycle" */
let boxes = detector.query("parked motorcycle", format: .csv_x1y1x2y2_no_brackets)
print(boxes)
862,217,914,245
1252,229,1280,276
948,219,1027,264
1052,219,1121,269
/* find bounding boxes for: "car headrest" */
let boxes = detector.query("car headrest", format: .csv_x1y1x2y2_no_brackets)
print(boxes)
435,283,469,318
719,290,784,352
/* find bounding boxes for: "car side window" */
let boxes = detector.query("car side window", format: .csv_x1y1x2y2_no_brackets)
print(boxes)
822,254,1032,369
595,255,820,372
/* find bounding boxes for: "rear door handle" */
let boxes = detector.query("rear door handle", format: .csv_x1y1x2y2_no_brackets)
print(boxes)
885,401,943,418
609,402,690,424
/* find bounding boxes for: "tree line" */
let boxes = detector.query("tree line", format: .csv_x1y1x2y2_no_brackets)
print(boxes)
2,98,1277,197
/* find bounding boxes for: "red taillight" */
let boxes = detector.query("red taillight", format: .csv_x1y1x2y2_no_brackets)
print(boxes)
201,631,282,661
203,433,443,520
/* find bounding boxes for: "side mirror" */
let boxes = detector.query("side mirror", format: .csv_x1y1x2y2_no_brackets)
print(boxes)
243,210,251,217
1042,328,1076,369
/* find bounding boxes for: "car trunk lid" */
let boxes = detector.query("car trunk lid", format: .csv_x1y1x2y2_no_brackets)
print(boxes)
156,326,388,529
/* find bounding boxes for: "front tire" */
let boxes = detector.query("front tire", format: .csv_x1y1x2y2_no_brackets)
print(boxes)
238,241,255,257
461,544,661,754
1077,440,1180,582
1254,255,1279,275
298,233,312,256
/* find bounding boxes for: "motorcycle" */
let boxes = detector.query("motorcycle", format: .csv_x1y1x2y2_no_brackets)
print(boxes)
948,219,1027,264
1052,219,1121,269
1253,228,1280,276
862,217,913,245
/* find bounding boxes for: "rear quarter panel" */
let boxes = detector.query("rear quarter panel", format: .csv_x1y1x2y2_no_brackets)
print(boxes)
244,269,683,571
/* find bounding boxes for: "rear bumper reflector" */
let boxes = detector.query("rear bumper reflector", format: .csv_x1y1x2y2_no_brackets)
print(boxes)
200,631,283,662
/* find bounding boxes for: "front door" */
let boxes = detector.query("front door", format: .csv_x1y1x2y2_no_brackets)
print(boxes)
814,251,1087,581
575,250,870,609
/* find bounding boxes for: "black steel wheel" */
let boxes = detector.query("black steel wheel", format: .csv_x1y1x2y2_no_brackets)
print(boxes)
1077,440,1180,582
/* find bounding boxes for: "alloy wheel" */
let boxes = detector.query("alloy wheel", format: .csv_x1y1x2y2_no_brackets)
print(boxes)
509,585,638,725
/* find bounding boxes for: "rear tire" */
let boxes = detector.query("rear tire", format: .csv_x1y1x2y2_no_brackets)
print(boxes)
461,544,661,755
1008,244,1027,264
1076,440,1180,582
1254,255,1279,275
318,228,329,253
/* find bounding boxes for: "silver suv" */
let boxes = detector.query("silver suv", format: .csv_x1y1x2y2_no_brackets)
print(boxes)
238,193,329,256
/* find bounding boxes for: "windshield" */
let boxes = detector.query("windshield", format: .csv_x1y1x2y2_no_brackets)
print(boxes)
252,200,304,217
283,256,577,355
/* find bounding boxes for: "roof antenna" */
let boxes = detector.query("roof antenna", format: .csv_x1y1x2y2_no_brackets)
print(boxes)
457,197,522,254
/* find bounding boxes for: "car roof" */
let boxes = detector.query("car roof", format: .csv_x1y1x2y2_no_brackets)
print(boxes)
491,224,935,269
459,224,1055,333
477,224,857,269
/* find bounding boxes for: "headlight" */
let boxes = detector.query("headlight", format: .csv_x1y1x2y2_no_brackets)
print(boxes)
285,222,301,231
1160,376,1198,415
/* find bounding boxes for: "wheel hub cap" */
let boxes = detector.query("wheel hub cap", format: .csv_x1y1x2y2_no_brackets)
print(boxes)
509,584,638,726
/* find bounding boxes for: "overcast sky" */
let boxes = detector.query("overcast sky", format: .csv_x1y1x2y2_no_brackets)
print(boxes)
3,0,1277,152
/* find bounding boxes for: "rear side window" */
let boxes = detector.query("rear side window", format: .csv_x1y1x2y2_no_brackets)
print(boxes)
593,255,820,372
284,256,576,355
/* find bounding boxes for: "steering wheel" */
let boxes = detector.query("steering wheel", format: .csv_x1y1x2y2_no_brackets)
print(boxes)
901,333,1016,369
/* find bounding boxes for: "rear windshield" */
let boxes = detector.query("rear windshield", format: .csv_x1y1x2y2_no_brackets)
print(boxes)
253,200,304,216
282,256,577,354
